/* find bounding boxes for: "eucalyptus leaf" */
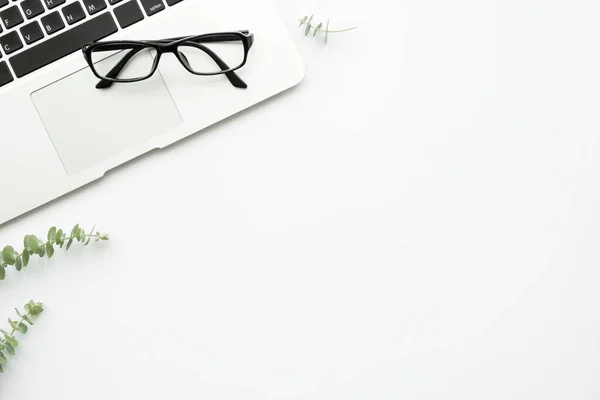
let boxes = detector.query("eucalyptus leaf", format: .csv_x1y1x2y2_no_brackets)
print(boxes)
46,242,54,258
4,335,18,348
2,246,16,266
8,319,17,332
28,235,40,253
55,229,64,246
47,226,57,241
305,15,313,36
314,22,322,37
23,235,31,252
16,323,27,334
36,245,45,258
70,224,80,238
28,301,43,316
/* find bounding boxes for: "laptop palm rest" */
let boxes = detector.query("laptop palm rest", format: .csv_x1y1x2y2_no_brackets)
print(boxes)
31,50,182,176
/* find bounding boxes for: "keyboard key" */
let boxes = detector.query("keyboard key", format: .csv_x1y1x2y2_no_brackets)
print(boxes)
43,0,66,10
108,0,123,4
82,0,106,15
139,0,164,16
10,12,118,78
166,0,183,5
62,1,85,25
0,61,13,87
41,11,65,35
0,30,22,54
1,5,24,30
0,0,8,9
21,0,44,20
114,0,143,29
20,21,44,45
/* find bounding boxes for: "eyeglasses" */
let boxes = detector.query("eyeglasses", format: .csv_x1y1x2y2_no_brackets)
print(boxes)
81,31,254,90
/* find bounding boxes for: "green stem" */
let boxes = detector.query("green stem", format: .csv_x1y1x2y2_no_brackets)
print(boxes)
17,233,103,258
299,20,358,34
317,26,358,33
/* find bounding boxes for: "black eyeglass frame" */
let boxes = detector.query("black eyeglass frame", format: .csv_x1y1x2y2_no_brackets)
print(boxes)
81,30,254,87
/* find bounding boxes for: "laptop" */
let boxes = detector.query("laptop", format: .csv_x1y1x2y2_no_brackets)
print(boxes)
0,0,305,224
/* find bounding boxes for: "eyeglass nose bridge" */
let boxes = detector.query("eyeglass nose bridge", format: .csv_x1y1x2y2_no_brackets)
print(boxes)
153,47,193,72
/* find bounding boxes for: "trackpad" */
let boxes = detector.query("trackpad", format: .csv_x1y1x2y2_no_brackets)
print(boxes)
31,51,182,175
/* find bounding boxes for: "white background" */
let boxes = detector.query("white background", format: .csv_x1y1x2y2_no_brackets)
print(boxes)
2,0,600,398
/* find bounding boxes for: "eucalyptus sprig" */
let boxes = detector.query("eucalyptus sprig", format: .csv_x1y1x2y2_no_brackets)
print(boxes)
0,224,109,281
298,15,358,43
0,300,44,373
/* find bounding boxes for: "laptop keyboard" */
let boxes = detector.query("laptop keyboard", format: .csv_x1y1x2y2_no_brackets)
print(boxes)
0,0,183,88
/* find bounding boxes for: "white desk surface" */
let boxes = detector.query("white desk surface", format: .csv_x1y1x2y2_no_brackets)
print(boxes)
3,0,600,398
